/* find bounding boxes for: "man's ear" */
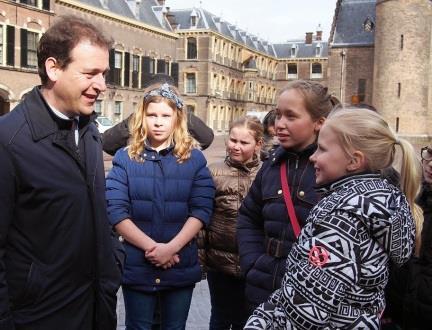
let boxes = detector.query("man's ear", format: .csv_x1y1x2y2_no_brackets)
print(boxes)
314,117,326,133
347,150,367,172
45,57,60,82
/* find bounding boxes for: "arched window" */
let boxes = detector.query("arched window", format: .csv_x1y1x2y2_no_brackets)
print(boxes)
187,37,197,59
311,62,322,79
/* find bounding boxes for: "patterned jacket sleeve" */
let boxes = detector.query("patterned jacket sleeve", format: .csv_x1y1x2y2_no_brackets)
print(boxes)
245,209,361,329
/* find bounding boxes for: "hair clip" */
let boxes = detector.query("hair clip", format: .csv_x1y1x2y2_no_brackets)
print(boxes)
144,83,184,109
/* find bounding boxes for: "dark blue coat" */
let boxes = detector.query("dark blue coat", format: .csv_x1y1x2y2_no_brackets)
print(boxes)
0,87,123,330
237,144,319,306
106,146,215,291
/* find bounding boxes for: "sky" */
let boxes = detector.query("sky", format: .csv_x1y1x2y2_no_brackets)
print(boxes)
165,0,337,43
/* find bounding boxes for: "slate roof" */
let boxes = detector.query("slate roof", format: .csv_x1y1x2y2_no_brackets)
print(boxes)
273,40,329,59
76,0,174,32
330,0,376,47
169,7,326,59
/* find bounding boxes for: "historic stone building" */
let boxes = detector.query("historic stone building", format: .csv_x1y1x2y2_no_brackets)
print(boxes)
0,0,53,115
328,0,432,141
0,0,329,133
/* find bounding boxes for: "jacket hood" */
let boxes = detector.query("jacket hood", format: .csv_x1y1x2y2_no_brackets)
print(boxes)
319,173,416,266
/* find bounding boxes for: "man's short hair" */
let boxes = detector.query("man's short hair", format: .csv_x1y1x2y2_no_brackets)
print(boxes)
37,15,113,85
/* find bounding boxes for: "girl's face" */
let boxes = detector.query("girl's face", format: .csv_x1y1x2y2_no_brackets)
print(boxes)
226,126,260,164
145,101,176,150
310,124,353,185
421,147,432,184
275,89,323,151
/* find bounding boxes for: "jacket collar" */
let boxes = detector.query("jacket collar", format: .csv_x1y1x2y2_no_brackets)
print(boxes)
316,172,380,196
225,154,260,172
23,86,98,142
270,143,316,166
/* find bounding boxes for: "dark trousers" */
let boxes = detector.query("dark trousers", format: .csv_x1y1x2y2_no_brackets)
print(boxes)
207,271,249,330
123,286,194,330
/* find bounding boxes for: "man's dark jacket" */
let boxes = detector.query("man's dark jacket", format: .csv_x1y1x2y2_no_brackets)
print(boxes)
102,112,214,156
0,87,124,329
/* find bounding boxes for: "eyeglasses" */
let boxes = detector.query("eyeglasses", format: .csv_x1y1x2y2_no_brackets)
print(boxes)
421,146,432,161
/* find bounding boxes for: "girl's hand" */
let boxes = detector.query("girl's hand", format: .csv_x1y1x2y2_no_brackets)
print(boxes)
145,243,177,266
161,254,181,269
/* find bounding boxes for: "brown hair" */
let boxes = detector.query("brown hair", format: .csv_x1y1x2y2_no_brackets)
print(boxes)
278,80,339,120
229,116,264,144
128,83,196,163
37,15,113,85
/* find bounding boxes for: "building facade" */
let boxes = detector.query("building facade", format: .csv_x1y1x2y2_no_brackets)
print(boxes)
0,0,329,133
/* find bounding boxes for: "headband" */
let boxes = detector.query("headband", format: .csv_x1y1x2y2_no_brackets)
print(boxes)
144,83,184,110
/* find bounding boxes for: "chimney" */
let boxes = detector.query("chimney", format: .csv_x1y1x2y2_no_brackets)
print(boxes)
316,24,323,41
305,32,313,44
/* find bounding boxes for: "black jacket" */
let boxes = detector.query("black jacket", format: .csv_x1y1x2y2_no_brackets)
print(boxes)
385,182,432,329
237,144,319,307
0,87,123,330
102,112,214,155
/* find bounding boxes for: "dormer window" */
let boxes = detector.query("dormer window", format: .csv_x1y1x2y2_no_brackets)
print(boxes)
190,9,198,28
191,16,197,26
315,43,321,57
363,17,374,32
290,45,296,58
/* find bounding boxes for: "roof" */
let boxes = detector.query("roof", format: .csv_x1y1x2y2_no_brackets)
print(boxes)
330,0,376,47
76,0,174,33
273,40,329,59
170,7,323,59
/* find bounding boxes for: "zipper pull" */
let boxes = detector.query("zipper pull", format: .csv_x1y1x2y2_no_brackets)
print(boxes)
295,158,299,170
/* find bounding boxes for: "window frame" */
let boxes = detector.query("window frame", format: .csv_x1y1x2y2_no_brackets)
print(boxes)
185,73,197,94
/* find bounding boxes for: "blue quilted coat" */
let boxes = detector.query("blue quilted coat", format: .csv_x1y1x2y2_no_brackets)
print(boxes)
106,145,215,291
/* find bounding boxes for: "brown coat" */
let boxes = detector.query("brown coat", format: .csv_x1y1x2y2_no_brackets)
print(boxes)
200,156,261,277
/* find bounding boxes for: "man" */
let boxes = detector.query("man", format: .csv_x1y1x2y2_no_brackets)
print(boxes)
101,74,214,156
0,16,123,329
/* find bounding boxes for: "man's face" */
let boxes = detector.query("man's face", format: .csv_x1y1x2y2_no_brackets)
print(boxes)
52,40,109,117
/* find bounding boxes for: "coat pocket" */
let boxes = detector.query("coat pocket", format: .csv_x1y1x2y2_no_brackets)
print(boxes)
14,262,45,308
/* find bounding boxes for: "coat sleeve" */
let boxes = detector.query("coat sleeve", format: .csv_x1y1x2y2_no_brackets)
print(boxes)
0,146,17,329
106,151,132,226
188,150,215,227
236,165,266,276
101,115,132,156
245,209,361,329
187,113,214,150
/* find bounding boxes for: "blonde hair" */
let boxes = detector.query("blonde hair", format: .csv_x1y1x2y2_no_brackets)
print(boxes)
325,108,423,253
128,83,197,162
229,116,264,144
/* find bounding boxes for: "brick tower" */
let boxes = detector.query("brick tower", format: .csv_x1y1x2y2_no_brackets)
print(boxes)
373,0,432,141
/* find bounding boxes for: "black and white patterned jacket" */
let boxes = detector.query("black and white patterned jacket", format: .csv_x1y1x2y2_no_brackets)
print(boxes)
245,173,415,330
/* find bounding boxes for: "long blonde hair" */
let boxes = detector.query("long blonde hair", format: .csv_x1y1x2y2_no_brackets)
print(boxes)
325,108,423,252
127,83,197,162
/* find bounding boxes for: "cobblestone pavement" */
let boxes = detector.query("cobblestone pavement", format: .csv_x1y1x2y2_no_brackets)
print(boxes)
111,134,226,330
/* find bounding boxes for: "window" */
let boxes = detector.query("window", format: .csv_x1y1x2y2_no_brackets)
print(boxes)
311,62,322,79
187,37,197,59
186,105,195,114
114,101,123,121
113,51,123,85
358,79,366,102
287,63,297,79
0,25,3,65
21,30,39,68
397,82,401,98
290,45,296,57
396,117,399,133
19,0,50,10
363,17,375,32
94,100,102,114
315,44,321,57
400,34,404,50
150,58,155,74
185,73,196,93
165,61,170,75
132,55,140,88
